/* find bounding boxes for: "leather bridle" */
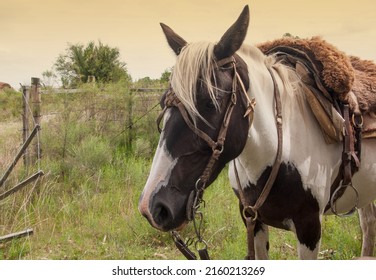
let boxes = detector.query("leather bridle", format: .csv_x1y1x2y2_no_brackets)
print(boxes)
157,56,254,221
156,56,282,260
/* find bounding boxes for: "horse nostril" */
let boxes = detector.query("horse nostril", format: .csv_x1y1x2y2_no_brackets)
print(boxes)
153,203,173,226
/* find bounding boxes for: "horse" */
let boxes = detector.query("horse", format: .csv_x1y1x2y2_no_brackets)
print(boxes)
138,5,376,259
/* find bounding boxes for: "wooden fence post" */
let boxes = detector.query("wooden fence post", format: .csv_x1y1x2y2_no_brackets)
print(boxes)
126,90,134,153
30,77,41,163
22,85,30,169
0,228,33,243
0,125,40,188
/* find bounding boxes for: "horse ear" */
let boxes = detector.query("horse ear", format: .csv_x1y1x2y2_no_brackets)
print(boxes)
214,5,250,60
160,23,188,56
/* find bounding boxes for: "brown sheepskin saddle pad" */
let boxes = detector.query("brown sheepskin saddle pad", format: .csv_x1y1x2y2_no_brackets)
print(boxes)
258,36,376,142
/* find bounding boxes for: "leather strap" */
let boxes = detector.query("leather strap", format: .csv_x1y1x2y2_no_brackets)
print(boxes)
235,66,283,260
328,103,361,215
343,104,359,183
171,231,197,260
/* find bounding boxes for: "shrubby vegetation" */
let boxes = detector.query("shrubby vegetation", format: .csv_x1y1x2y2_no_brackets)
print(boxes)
0,88,22,121
0,79,168,259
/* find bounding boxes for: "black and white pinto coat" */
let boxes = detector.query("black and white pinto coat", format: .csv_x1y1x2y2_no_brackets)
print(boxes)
139,6,376,259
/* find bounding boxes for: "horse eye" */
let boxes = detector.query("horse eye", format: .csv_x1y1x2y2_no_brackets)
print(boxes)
206,100,216,109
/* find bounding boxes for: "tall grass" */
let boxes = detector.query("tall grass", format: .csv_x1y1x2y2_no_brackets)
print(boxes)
0,83,367,259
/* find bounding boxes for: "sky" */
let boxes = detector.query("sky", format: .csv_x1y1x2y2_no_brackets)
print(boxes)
1,0,375,88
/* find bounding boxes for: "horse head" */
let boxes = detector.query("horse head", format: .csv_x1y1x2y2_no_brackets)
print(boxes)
138,6,252,231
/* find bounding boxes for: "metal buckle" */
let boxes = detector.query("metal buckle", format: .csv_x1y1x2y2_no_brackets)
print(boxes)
352,114,363,129
212,142,224,154
242,205,258,222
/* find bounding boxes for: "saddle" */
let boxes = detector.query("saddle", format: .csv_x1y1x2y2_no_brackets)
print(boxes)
258,36,376,214
258,36,376,143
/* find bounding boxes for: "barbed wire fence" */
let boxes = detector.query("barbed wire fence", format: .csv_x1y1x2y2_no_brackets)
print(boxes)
0,77,44,243
0,81,164,244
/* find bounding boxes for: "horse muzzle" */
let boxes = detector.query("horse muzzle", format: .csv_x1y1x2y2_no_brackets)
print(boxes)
139,187,189,232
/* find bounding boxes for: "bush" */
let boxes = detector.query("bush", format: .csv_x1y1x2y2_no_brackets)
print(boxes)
72,136,112,173
0,89,22,121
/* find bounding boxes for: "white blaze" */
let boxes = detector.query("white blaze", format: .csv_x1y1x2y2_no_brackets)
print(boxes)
138,112,177,226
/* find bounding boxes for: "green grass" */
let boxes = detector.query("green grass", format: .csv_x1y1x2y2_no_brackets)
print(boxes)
0,85,369,260
0,161,365,260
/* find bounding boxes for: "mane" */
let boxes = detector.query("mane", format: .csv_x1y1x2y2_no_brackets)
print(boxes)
170,41,219,124
170,42,306,126
238,44,305,120
240,44,302,95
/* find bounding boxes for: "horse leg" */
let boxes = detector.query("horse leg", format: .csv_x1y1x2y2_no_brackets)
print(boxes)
358,202,376,256
293,213,322,259
254,221,269,259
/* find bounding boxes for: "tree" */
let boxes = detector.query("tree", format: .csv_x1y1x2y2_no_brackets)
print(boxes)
160,68,171,84
54,41,131,87
135,76,153,87
41,70,57,88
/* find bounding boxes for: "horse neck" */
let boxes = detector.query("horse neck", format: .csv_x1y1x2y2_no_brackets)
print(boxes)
247,64,281,162
251,63,299,138
238,46,285,141
238,50,341,186
237,51,307,180
249,58,284,142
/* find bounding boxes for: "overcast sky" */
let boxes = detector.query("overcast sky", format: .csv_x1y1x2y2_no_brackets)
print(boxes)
1,0,375,88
